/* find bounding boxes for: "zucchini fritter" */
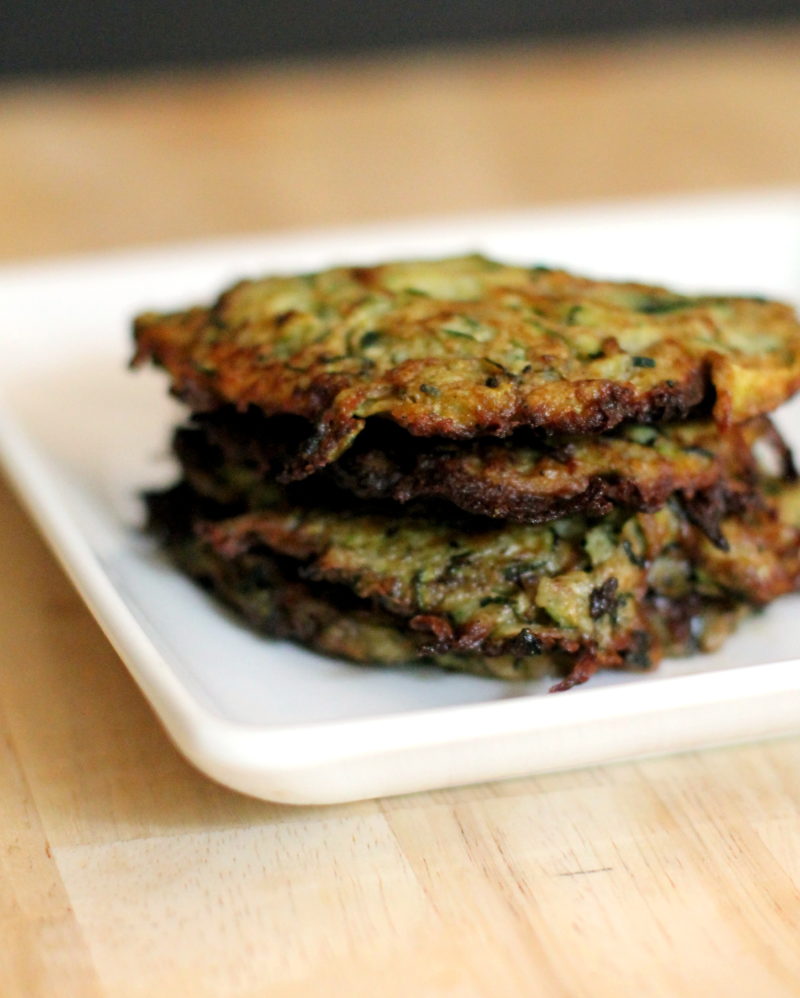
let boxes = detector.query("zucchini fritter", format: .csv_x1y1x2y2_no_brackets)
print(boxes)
133,255,800,472
147,483,753,689
187,407,779,528
192,480,800,654
135,255,800,689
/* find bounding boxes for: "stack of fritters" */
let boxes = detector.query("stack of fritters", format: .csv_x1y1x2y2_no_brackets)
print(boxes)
133,255,800,688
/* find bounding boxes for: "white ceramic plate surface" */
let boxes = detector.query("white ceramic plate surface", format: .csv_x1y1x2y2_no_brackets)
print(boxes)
3,189,800,803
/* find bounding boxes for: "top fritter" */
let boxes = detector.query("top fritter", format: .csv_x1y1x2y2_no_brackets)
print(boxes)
133,255,800,472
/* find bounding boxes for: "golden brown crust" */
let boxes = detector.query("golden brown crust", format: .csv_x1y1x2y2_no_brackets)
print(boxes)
133,256,800,471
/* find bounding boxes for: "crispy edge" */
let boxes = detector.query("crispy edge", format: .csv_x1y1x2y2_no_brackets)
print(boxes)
179,411,775,541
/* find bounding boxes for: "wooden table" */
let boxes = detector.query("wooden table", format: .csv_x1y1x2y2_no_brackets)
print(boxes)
3,26,800,997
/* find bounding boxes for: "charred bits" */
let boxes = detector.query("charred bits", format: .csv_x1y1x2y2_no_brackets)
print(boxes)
589,577,619,619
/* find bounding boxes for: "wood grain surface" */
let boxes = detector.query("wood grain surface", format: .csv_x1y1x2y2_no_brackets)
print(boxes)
2,26,800,997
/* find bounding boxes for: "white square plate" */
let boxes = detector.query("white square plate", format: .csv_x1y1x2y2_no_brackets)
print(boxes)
3,189,800,804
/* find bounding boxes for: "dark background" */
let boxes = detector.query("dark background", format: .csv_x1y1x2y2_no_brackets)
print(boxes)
4,0,800,79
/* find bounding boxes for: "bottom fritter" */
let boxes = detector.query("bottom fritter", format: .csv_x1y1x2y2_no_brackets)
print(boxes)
146,481,791,690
